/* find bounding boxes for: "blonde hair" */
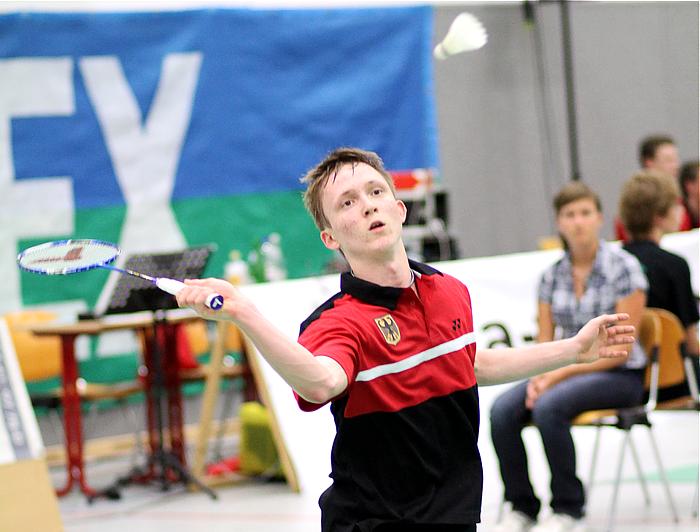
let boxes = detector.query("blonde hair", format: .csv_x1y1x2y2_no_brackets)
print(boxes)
300,147,396,230
619,171,680,239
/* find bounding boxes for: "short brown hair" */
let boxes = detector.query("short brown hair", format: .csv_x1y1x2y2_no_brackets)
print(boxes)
553,181,602,214
679,160,699,200
619,171,680,239
639,135,675,167
300,147,396,230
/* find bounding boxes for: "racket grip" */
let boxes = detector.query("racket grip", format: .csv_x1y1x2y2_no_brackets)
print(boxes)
156,278,224,311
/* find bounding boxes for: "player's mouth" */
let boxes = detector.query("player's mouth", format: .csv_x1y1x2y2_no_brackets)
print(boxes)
369,221,385,231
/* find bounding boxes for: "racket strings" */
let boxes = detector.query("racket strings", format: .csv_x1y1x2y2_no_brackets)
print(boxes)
18,239,120,275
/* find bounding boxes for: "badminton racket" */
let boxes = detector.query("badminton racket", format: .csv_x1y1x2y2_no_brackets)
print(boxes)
17,239,224,311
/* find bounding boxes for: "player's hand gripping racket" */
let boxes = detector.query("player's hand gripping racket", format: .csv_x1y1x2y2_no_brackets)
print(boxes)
17,239,224,311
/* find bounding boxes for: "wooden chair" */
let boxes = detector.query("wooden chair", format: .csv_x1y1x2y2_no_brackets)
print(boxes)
178,320,247,383
5,310,65,437
572,309,680,531
650,307,700,517
4,310,144,446
177,321,249,460
651,307,699,410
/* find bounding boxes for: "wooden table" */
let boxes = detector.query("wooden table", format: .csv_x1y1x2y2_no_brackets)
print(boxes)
28,310,201,498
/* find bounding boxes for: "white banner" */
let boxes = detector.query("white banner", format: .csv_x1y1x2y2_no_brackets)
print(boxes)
0,319,44,465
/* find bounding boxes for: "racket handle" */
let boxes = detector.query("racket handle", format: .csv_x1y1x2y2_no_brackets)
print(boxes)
156,278,224,311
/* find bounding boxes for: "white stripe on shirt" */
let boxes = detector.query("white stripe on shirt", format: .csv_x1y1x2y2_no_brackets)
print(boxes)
355,332,477,383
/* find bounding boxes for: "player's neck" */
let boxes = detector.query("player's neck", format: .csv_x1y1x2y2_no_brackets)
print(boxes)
347,246,413,288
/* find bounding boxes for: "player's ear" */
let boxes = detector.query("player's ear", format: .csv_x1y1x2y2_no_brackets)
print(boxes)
320,229,340,251
397,200,407,224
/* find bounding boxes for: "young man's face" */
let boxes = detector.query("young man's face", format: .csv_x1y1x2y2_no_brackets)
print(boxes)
319,162,406,260
646,143,680,179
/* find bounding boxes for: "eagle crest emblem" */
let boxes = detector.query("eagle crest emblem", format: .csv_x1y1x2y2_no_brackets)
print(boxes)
374,314,400,345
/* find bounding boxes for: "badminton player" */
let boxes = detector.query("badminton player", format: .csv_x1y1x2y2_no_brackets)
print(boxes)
176,148,636,532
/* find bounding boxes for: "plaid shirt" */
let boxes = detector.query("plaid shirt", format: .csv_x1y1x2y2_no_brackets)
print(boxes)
538,240,648,369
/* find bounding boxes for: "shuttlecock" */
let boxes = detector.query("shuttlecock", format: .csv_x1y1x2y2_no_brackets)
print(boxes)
433,12,488,60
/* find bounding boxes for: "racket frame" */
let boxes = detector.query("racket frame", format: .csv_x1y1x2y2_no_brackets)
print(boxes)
17,239,224,311
17,239,121,276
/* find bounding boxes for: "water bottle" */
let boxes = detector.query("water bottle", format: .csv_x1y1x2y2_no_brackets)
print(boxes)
260,232,287,282
224,250,251,286
223,250,249,352
247,241,266,284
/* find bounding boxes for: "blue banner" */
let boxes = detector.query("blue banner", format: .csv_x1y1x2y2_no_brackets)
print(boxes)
2,8,437,209
1,6,438,328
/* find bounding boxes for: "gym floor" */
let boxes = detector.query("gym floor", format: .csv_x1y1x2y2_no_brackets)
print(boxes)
49,392,699,532
53,453,699,532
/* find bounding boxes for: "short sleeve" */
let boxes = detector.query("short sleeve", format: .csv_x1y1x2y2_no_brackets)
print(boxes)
295,316,360,411
671,257,700,327
613,249,648,300
538,265,556,304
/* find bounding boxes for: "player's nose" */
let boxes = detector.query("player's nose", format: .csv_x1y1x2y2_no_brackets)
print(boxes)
362,196,379,216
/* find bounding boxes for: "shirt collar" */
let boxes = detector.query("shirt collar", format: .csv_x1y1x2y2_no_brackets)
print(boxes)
562,239,609,281
340,259,441,310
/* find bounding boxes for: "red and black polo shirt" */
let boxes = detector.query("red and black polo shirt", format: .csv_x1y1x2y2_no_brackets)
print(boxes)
297,260,482,531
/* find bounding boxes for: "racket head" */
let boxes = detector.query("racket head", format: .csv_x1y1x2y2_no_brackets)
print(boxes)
17,239,120,275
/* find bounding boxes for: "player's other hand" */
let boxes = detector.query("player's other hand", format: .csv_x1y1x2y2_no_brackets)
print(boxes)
574,313,635,364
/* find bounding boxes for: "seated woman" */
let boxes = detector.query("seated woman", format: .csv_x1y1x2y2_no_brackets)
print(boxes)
490,182,647,532
619,171,700,401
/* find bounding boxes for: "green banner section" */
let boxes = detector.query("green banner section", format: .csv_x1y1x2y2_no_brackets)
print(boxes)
173,189,332,281
19,190,332,397
19,190,331,308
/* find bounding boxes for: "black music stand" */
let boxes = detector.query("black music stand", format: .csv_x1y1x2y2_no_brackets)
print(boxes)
96,246,217,502
103,245,215,316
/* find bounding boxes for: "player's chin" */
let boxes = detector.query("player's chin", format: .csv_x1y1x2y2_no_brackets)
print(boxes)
365,240,394,256
367,229,396,244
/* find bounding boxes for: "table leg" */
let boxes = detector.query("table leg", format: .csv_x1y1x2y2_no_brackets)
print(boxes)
164,323,186,466
57,334,97,497
140,328,158,478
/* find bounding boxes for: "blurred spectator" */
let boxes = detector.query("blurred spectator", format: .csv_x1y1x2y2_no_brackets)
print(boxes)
639,134,681,178
491,182,647,532
619,171,699,401
615,134,681,241
678,160,699,230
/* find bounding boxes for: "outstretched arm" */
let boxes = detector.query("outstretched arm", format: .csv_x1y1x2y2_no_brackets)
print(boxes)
475,313,635,385
175,278,348,404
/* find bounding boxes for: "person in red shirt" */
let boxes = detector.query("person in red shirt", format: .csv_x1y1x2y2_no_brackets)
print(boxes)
176,148,635,532
639,135,681,178
678,161,699,231
615,135,682,241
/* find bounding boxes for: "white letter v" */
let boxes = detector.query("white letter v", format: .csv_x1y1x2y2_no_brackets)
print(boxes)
80,53,203,254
